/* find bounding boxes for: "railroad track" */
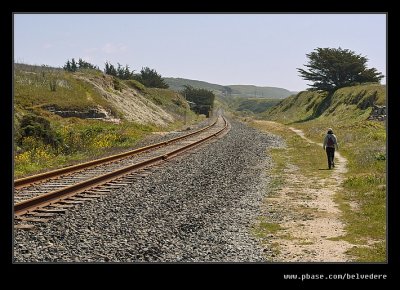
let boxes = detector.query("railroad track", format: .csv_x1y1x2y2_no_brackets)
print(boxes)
14,115,229,229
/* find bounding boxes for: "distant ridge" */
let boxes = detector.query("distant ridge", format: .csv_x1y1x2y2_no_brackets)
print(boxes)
164,77,293,99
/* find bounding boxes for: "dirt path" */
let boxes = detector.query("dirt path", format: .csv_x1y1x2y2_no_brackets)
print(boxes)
260,123,353,262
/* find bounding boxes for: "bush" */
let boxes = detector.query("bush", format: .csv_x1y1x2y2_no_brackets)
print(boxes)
17,114,62,150
113,78,122,92
134,67,169,89
181,85,215,117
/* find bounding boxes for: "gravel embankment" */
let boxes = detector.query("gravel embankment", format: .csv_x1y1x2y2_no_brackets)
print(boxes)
14,119,284,262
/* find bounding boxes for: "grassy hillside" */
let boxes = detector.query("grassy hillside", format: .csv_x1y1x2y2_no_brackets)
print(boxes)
228,85,293,98
164,77,224,94
14,63,200,178
164,77,293,99
260,83,386,261
219,96,280,114
14,64,116,113
263,83,385,123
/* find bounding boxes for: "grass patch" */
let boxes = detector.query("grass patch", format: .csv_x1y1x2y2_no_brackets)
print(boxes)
265,147,287,194
269,148,287,172
251,121,331,179
124,79,146,92
335,176,385,244
253,218,283,239
268,175,285,192
299,241,314,245
269,242,282,256
346,241,386,262
279,233,297,241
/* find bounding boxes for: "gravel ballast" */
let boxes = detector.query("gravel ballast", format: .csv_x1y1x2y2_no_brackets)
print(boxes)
14,119,283,262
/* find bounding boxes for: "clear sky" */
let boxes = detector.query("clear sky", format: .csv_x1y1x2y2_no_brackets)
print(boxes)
14,14,386,92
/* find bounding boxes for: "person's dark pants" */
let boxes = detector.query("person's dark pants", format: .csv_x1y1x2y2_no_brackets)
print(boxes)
326,147,335,169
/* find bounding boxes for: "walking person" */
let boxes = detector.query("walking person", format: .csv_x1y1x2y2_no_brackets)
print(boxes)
323,128,338,169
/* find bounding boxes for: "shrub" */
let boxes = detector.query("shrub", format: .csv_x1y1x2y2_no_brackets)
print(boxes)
49,78,57,91
17,114,62,150
113,78,122,92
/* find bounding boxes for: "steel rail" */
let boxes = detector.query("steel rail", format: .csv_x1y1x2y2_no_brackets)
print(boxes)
14,116,228,216
14,118,218,188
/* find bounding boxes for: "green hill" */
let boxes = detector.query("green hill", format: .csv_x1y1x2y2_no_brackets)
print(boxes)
164,77,225,94
14,63,199,178
164,77,293,99
262,83,386,123
228,85,293,99
218,96,280,115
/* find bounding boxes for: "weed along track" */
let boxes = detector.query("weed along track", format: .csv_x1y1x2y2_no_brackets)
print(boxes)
14,115,229,228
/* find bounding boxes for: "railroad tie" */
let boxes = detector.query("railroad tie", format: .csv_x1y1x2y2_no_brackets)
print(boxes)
72,197,97,202
15,217,50,223
51,203,77,208
76,193,104,198
15,224,35,230
35,208,67,214
90,189,111,192
59,200,85,204
84,191,109,196
25,212,57,217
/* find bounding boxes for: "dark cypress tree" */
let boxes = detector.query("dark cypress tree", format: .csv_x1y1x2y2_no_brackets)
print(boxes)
71,58,77,72
181,85,215,117
78,58,84,69
123,65,133,80
104,61,117,77
63,60,72,71
104,62,110,74
297,47,384,92
135,67,169,88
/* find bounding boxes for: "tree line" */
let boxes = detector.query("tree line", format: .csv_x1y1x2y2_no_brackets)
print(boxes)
63,59,168,89
182,85,215,117
63,58,100,72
